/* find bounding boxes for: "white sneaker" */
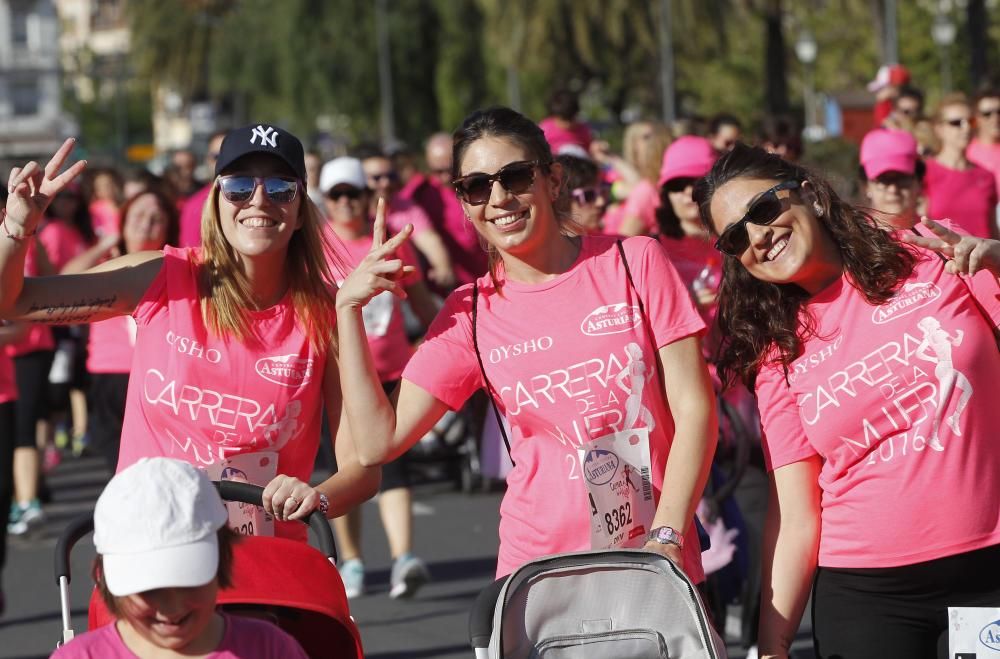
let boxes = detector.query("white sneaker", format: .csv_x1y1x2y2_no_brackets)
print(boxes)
389,554,430,599
340,559,365,599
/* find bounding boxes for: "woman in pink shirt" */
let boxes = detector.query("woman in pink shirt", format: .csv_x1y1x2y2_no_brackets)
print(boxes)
337,107,716,630
695,143,1000,658
63,188,179,470
925,93,998,239
0,126,379,538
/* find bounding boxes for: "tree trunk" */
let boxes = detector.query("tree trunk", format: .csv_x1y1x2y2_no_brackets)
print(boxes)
967,0,989,90
763,0,788,115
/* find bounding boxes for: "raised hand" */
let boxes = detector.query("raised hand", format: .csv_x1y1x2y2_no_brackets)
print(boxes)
901,217,1000,277
336,198,415,311
6,139,86,237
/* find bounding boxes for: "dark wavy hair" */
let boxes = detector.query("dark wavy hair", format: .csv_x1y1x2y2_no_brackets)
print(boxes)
693,143,917,390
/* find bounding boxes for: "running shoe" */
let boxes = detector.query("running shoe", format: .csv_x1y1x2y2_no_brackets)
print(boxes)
340,559,365,599
389,553,430,599
43,444,62,473
8,499,44,536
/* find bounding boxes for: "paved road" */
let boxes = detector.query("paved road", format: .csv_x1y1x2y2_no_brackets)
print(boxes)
0,455,814,658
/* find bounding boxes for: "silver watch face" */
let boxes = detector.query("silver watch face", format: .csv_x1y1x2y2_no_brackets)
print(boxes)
650,526,681,546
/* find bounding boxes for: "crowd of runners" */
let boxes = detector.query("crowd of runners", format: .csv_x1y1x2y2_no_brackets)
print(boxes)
0,66,997,658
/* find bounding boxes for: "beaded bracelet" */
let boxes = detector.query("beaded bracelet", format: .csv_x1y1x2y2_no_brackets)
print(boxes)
0,209,36,241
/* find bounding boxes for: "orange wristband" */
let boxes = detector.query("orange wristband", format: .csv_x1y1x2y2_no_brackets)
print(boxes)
1,209,35,241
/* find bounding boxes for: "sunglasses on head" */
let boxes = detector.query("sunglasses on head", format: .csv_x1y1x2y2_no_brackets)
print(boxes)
329,187,364,201
217,175,299,204
453,160,539,206
571,185,608,206
663,177,697,194
714,180,801,256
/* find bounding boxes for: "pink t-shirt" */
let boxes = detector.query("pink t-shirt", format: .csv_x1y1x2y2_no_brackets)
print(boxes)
756,251,1000,568
924,158,998,238
539,117,593,154
400,174,487,286
6,241,54,357
0,350,18,404
611,179,660,235
87,316,135,374
386,195,432,237
119,246,330,541
403,235,706,580
179,184,212,248
327,229,418,382
39,218,88,272
50,613,308,658
967,139,1000,193
89,199,120,238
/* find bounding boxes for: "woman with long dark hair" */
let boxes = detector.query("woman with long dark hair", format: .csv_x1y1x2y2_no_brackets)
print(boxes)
695,143,1000,658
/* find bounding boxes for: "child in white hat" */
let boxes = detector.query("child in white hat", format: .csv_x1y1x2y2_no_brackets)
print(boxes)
52,457,307,658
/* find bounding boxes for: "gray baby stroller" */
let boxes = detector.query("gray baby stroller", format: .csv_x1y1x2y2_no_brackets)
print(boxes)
472,548,727,658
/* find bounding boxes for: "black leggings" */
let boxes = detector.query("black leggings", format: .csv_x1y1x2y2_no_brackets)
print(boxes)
13,350,54,448
0,401,14,570
87,373,129,472
812,544,1000,659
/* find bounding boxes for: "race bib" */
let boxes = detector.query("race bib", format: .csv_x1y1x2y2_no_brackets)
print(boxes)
362,290,395,337
205,451,278,537
578,429,656,550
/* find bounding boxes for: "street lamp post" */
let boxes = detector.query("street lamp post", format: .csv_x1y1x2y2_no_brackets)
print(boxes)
795,30,823,142
931,12,957,93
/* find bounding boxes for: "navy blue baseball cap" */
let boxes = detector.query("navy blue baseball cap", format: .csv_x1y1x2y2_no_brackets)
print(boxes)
214,124,306,181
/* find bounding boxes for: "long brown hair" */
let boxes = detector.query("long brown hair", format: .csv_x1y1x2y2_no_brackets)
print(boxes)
694,144,917,390
199,183,340,350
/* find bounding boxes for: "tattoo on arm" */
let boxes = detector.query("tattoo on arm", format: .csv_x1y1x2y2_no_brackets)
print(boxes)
26,294,118,324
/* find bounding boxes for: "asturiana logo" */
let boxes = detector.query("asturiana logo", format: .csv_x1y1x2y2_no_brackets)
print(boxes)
871,282,941,325
582,449,620,485
255,355,314,387
580,303,641,336
980,619,1000,650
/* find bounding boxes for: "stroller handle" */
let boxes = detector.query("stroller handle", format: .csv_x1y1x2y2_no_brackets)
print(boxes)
54,480,338,585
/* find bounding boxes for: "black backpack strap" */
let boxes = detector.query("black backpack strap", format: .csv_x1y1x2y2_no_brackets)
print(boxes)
472,282,516,466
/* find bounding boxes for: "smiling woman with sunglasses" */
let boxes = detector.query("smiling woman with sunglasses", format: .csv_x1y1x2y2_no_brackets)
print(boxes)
695,143,1000,659
337,107,717,602
0,126,380,539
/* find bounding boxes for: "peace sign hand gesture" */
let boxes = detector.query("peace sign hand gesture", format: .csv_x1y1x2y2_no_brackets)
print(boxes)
335,198,415,311
5,139,86,237
901,217,1000,277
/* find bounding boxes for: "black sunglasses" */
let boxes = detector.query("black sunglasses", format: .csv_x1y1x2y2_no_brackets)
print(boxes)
453,160,539,206
979,108,1000,118
715,180,801,256
663,177,697,194
329,187,364,201
943,118,972,128
217,175,300,204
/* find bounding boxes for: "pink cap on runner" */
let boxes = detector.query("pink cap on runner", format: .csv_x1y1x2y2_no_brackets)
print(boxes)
859,129,919,179
658,136,717,187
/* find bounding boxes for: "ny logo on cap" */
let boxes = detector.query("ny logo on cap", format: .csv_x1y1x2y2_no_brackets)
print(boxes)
250,125,278,148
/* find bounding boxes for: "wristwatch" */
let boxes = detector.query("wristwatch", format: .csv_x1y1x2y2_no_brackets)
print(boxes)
647,526,684,550
317,493,330,516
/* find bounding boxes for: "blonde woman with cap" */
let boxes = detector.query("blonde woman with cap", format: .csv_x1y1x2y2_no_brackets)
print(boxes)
52,457,308,658
0,128,379,540
858,128,925,231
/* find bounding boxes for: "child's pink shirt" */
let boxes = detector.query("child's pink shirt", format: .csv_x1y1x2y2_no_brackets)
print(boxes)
756,251,1000,568
87,316,135,374
6,241,53,357
403,235,706,580
50,612,308,658
327,230,418,382
119,247,329,541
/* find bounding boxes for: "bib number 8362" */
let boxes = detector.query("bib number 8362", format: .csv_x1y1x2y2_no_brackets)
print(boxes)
604,503,633,535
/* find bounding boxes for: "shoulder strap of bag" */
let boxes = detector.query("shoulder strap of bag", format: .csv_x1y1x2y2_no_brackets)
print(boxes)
471,281,516,466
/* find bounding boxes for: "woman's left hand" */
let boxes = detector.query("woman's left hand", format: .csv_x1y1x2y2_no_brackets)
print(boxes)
901,216,1000,277
643,540,685,572
262,474,321,522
